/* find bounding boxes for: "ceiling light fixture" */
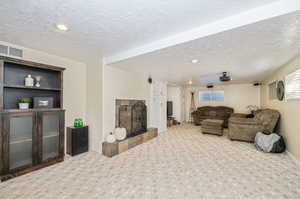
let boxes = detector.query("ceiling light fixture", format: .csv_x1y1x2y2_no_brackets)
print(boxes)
191,59,198,64
56,24,69,31
188,80,193,85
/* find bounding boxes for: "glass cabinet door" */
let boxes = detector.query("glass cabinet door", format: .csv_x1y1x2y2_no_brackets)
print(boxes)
9,114,34,170
41,112,63,161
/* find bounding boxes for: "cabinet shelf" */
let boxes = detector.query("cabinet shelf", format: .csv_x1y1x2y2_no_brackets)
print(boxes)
0,56,65,181
3,108,63,113
43,134,59,139
4,84,61,91
10,137,32,145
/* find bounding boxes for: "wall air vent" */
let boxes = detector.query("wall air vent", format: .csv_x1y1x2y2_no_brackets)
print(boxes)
9,47,23,58
0,44,9,55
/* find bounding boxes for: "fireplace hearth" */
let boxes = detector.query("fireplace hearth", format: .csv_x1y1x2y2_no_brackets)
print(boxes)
102,99,155,157
116,99,147,138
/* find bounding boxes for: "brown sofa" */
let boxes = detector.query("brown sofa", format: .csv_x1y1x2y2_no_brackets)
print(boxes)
228,109,280,142
191,106,234,127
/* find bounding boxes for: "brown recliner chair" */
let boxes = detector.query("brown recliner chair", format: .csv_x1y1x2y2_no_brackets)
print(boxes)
228,109,280,142
192,106,234,128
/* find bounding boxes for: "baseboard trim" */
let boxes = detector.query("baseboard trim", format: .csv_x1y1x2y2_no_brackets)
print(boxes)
286,151,300,166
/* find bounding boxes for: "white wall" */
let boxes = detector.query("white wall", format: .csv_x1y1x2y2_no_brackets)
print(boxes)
86,59,103,152
102,65,151,143
185,84,261,120
150,80,167,133
167,86,182,122
261,55,300,161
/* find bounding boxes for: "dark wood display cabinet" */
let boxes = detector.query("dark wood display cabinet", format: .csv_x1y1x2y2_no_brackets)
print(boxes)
0,56,65,181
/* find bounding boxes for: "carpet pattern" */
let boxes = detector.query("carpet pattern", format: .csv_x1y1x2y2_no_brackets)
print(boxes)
1,124,300,199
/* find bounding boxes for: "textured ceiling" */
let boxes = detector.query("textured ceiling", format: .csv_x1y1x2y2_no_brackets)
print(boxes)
0,0,277,62
111,12,300,85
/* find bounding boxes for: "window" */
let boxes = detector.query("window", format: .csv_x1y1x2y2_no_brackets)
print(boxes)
268,81,277,100
199,90,224,102
285,69,300,100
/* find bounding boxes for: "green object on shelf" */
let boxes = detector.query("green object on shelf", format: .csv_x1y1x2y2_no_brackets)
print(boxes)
19,97,31,103
74,119,79,127
74,118,84,127
73,119,77,127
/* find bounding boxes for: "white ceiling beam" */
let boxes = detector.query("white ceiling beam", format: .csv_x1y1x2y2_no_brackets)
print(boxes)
104,0,300,65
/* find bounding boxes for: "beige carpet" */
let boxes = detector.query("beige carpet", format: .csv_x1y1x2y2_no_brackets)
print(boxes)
1,124,300,199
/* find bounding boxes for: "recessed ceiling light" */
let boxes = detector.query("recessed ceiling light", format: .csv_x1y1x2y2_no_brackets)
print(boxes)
56,24,69,31
191,59,198,64
188,80,193,85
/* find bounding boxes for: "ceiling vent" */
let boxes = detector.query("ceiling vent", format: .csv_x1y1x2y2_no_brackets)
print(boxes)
0,43,23,58
0,44,9,55
9,46,23,58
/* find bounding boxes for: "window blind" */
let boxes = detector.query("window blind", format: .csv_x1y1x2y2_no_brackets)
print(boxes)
286,69,300,100
199,90,224,102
